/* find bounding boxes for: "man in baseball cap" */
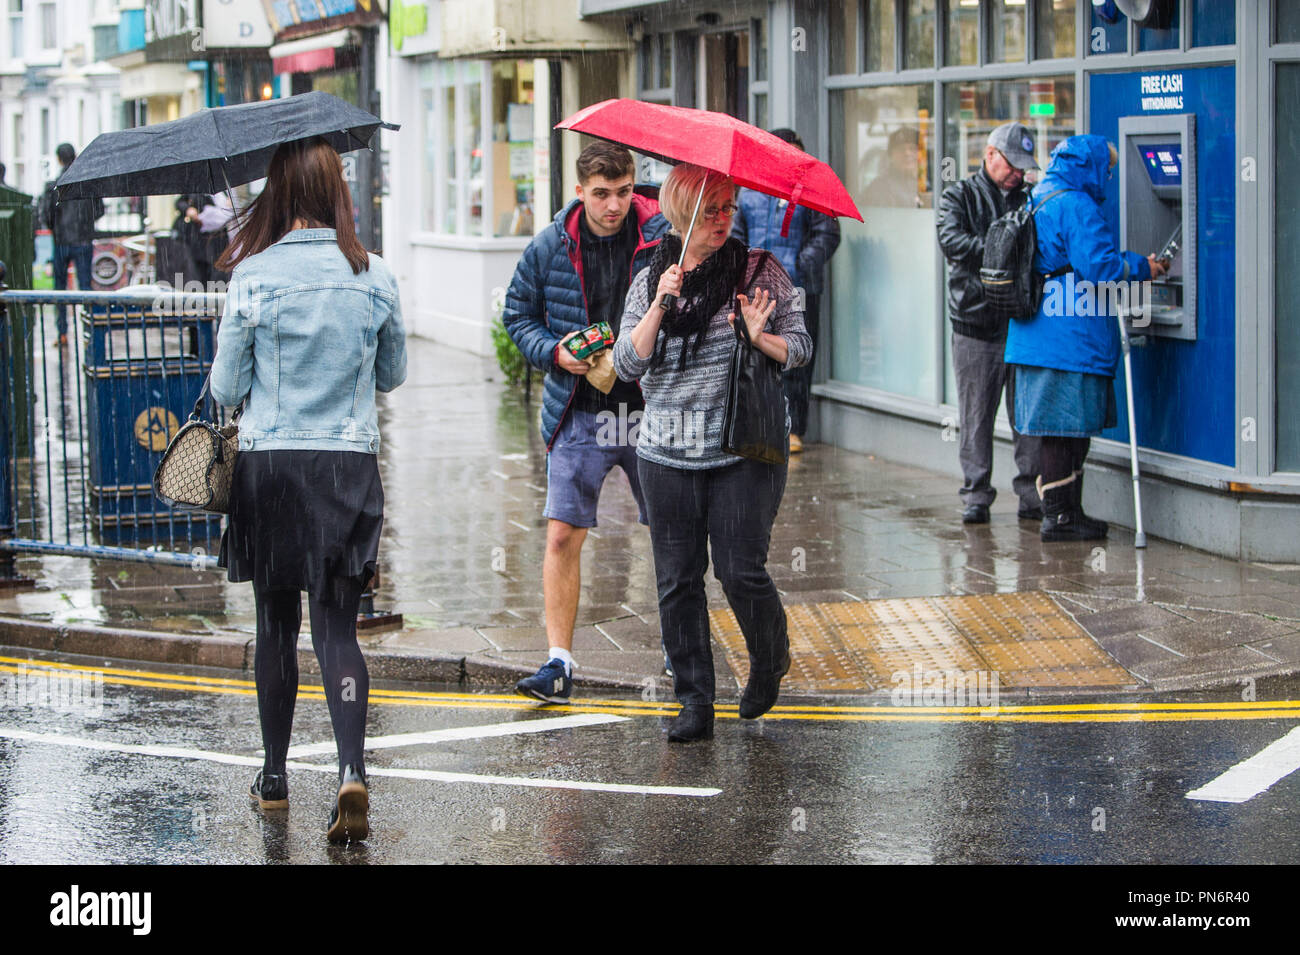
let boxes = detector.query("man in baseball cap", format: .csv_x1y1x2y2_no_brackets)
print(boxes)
987,122,1041,175
935,121,1044,526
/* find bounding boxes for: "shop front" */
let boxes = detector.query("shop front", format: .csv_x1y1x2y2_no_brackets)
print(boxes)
579,0,1297,560
384,0,627,354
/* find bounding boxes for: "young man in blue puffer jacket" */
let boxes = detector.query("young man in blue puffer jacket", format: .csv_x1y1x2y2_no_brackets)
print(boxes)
503,142,668,701
730,128,840,453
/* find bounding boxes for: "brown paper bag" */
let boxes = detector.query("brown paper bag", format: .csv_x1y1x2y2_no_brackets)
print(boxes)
585,348,617,394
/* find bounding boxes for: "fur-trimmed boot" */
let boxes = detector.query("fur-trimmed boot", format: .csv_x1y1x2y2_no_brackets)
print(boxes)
1038,474,1107,542
1071,469,1109,538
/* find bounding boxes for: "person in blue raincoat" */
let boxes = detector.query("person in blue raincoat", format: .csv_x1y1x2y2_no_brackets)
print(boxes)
1004,134,1167,542
730,128,840,453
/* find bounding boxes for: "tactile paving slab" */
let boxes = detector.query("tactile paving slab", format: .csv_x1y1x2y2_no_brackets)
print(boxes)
709,591,1134,694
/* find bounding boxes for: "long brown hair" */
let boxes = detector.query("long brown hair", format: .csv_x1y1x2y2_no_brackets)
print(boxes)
216,137,369,274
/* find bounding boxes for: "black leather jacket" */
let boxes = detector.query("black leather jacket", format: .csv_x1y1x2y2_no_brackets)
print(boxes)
936,166,1028,341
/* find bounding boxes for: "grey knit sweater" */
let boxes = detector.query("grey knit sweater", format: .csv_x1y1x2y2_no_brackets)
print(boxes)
612,249,811,469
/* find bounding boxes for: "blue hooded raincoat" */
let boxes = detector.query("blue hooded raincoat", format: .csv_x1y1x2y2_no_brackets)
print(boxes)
1004,135,1152,435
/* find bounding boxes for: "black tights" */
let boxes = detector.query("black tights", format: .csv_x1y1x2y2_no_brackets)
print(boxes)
1040,436,1091,485
254,579,368,782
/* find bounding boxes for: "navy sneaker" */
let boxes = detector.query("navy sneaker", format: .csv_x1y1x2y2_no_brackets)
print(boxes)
515,658,573,703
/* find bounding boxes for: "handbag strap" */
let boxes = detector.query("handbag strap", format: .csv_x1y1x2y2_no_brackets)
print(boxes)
190,374,243,424
733,250,774,348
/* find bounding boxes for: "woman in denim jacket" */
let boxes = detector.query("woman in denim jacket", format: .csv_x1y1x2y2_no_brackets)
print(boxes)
210,137,407,843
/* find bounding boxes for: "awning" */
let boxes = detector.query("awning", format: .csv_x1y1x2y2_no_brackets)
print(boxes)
270,28,356,75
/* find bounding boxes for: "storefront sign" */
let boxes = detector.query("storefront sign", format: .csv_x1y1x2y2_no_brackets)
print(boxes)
389,0,428,51
262,0,388,34
202,0,275,48
1139,72,1185,111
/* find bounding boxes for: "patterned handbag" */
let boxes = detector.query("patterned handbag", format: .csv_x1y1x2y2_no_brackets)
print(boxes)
152,377,240,514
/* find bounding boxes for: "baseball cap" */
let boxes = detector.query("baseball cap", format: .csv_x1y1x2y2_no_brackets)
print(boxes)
987,122,1040,171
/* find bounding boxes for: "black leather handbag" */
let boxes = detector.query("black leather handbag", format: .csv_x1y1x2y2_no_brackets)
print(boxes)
721,252,789,466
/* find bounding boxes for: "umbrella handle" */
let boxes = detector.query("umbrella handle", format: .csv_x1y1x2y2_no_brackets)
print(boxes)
659,293,677,311
656,174,709,315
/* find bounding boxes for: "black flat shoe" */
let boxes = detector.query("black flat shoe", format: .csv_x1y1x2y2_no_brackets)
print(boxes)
962,504,990,524
739,650,792,719
249,770,288,810
326,764,369,844
667,704,714,743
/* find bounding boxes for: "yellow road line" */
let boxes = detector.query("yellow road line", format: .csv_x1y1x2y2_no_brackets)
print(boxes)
4,656,1299,724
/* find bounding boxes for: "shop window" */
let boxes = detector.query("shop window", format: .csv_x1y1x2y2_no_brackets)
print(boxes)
1138,3,1180,51
753,18,767,82
639,33,673,96
866,0,897,71
1281,0,1300,43
829,0,860,75
1088,1,1127,54
829,84,936,398
753,92,769,131
489,60,535,237
1275,64,1300,470
990,0,1028,62
1192,0,1233,46
1034,0,1076,59
940,75,1076,402
945,0,979,66
420,59,535,238
905,0,937,69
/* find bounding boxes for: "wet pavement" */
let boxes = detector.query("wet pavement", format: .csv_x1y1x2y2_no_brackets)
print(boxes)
2,337,1299,695
2,648,1298,864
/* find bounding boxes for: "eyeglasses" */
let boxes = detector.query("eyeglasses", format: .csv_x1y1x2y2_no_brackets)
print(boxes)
699,203,739,221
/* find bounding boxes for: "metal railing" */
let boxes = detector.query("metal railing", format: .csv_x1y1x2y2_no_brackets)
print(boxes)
0,287,228,575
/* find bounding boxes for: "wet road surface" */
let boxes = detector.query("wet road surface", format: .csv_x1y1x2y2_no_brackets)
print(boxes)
1,648,1298,864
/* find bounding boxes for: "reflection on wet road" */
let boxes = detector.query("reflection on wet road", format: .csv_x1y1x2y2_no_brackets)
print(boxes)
2,649,1299,864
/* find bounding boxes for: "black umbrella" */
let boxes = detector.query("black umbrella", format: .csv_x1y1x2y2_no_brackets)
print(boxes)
54,91,399,200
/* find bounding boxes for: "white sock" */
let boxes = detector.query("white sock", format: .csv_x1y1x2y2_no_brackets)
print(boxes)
548,647,575,675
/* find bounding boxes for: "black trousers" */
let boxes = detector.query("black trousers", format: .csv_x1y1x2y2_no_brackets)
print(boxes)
638,455,789,706
253,577,368,781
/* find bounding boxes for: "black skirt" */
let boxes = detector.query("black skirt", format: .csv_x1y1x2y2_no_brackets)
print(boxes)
218,450,383,606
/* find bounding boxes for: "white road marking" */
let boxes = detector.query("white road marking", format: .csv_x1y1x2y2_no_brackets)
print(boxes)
1186,725,1300,803
0,725,720,798
285,713,628,759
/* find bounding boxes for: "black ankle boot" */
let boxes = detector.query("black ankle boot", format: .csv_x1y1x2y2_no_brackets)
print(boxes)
739,650,792,719
249,770,288,810
667,704,714,742
327,764,369,844
1039,474,1106,542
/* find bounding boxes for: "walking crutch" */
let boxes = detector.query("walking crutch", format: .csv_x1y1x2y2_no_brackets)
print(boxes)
1117,311,1146,548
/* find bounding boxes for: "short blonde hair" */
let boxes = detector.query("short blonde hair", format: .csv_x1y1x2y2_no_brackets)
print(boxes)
659,163,737,235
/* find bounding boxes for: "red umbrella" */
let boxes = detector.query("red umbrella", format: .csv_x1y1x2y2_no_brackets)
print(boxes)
558,99,861,309
557,99,862,228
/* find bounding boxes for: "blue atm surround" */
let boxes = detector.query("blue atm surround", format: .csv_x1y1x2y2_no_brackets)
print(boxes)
1090,66,1235,467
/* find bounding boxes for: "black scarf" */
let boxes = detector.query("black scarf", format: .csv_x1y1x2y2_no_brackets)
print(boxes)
645,234,748,370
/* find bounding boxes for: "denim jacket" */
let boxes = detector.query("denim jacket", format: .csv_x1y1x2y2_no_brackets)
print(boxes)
210,228,407,453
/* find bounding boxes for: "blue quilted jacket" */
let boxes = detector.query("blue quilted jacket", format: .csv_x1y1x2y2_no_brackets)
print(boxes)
503,193,668,449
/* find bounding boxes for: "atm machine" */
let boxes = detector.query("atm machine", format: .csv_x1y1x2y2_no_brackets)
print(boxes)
1118,113,1197,340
